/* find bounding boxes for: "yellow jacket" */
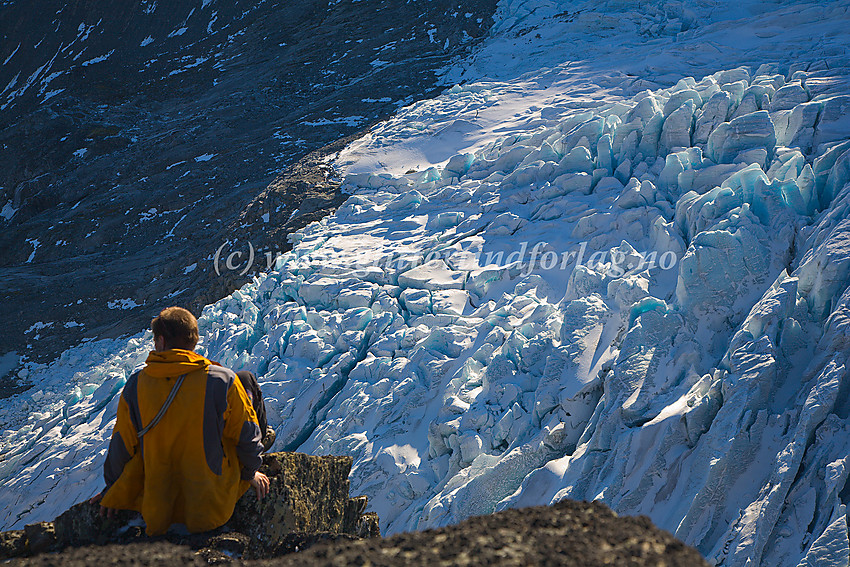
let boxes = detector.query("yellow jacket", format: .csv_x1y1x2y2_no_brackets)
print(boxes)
101,349,263,535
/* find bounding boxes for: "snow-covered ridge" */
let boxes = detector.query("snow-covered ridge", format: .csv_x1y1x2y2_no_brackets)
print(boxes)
4,2,850,566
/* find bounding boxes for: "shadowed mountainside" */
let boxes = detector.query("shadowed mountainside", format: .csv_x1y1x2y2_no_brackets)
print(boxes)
0,0,498,379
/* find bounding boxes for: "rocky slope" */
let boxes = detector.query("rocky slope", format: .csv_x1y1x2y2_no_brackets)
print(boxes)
6,501,708,566
0,452,707,566
0,0,498,377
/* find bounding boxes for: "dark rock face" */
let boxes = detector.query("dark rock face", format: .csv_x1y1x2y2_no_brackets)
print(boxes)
9,541,214,566
230,452,380,554
51,502,143,549
0,0,499,378
0,452,378,561
0,528,26,559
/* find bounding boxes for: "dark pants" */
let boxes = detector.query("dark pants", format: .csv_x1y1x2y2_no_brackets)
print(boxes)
236,370,268,436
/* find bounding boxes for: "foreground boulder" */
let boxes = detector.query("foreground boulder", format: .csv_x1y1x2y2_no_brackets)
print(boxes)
0,452,378,561
256,499,710,567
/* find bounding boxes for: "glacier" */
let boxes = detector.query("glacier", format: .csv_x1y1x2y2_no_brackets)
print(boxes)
3,0,850,565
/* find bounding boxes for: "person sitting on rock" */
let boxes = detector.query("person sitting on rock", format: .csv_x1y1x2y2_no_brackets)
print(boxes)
94,306,270,535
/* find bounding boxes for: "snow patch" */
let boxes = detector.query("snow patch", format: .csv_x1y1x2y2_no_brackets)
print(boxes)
24,322,53,334
1,201,17,221
81,50,115,67
25,239,40,263
107,299,141,310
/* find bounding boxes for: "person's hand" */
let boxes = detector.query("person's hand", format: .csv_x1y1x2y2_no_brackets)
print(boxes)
250,471,270,500
89,491,117,518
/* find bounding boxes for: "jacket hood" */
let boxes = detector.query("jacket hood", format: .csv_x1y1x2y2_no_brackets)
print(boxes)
144,349,211,378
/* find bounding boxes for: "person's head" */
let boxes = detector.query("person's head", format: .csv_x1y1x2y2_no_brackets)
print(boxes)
151,306,199,351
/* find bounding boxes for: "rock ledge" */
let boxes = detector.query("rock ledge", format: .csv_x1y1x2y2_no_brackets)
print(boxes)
0,452,378,561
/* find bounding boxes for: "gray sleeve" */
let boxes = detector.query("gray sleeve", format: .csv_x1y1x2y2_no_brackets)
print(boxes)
236,420,263,480
207,365,264,480
103,430,132,488
103,372,140,488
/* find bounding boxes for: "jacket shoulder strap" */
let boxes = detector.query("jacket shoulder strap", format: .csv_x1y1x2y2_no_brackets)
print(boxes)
137,373,187,438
